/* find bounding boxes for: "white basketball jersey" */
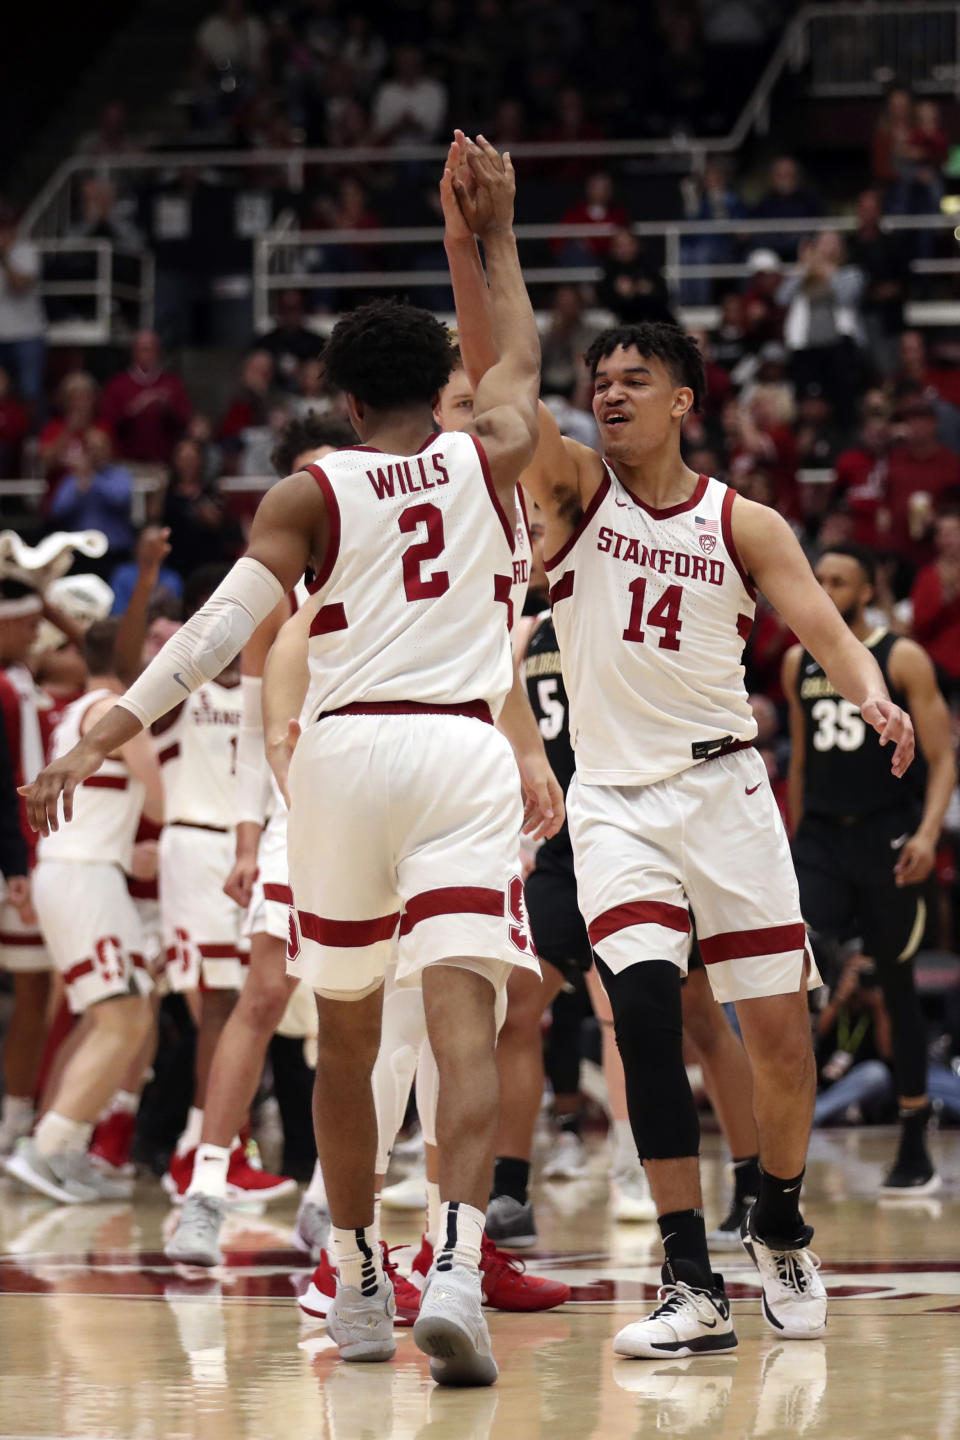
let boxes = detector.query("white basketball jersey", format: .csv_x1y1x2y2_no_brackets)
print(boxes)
302,431,515,720
39,690,144,868
157,678,242,828
546,470,757,786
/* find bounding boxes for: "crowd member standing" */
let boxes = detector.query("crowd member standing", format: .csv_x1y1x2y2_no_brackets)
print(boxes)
6,621,162,1202
784,544,955,1193
156,565,292,1206
99,330,191,465
25,137,544,1389
446,153,914,1353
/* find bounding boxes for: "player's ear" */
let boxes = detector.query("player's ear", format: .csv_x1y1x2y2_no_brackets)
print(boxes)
345,393,365,431
673,386,694,418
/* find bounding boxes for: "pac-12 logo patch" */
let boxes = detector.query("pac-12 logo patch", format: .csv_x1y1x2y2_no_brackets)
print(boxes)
698,533,716,555
695,514,718,555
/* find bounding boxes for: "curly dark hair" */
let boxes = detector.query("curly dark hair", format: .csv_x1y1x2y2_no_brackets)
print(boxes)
322,299,454,409
818,541,877,587
272,411,357,477
584,322,706,413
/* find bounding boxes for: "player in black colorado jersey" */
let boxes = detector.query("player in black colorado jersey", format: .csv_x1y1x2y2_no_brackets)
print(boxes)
783,543,956,1193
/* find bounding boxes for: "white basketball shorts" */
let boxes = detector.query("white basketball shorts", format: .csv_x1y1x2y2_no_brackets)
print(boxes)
160,825,247,992
567,746,819,1005
0,875,50,973
245,806,291,944
285,708,539,998
32,861,151,1014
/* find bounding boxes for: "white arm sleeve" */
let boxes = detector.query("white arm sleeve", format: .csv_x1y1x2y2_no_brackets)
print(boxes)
118,558,285,729
236,675,273,826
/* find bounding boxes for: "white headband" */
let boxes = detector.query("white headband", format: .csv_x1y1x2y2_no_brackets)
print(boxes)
0,595,42,619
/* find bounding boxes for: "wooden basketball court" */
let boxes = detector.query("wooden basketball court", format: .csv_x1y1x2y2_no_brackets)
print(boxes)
0,1129,956,1440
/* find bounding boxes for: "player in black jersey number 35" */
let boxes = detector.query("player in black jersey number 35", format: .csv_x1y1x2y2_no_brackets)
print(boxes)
783,544,956,1194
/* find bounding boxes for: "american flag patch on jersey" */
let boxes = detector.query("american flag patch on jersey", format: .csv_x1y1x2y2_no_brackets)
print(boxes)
694,516,719,534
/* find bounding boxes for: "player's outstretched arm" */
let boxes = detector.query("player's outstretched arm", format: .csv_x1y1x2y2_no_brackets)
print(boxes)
888,639,957,885
20,474,321,836
734,497,915,776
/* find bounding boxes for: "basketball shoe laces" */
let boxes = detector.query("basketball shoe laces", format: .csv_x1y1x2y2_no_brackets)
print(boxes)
651,1281,724,1323
773,1248,820,1294
480,1234,530,1284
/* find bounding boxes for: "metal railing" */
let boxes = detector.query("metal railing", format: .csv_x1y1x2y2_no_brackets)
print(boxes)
804,2,960,97
34,239,154,345
23,5,959,242
254,212,960,333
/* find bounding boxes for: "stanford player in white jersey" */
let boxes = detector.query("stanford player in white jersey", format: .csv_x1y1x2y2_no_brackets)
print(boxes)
26,137,543,1387
445,156,913,1355
6,620,163,1204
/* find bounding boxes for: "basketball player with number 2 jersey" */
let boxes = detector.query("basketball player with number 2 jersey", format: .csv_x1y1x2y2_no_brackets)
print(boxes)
445,161,914,1359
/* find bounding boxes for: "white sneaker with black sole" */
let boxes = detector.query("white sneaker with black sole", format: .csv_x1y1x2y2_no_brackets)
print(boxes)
613,1275,737,1359
740,1208,827,1338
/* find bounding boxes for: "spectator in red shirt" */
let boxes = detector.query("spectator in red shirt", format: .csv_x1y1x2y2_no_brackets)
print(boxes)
0,366,28,478
554,172,628,260
38,372,111,499
99,330,191,465
219,349,277,473
911,510,960,700
832,406,892,549
886,393,960,569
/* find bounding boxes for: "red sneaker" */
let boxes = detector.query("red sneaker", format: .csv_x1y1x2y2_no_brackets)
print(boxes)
161,1148,195,1203
380,1242,420,1325
297,1249,337,1320
89,1110,136,1178
480,1235,570,1311
225,1143,297,1204
410,1233,433,1290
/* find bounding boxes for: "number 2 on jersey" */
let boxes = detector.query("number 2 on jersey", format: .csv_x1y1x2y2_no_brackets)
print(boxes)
622,578,683,651
400,502,449,601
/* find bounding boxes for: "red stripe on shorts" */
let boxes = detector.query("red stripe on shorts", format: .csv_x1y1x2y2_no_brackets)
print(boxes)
158,743,180,765
588,901,690,947
198,943,242,959
0,931,44,946
298,909,400,947
82,775,128,791
698,922,807,966
264,883,293,905
63,958,95,986
399,886,503,937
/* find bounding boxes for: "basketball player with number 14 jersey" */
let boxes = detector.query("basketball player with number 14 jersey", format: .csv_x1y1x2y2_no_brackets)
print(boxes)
445,171,914,1360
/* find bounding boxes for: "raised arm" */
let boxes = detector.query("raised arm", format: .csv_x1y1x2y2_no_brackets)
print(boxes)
734,497,914,776
21,472,322,835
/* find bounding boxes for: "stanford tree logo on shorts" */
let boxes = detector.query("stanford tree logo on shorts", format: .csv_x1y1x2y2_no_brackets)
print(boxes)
287,910,302,963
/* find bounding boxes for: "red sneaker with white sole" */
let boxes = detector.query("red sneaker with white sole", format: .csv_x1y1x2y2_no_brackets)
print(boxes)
410,1234,571,1312
297,1243,419,1326
225,1143,297,1203
161,1148,194,1202
89,1110,136,1178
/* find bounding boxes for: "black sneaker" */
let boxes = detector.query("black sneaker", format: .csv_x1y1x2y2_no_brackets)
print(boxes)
881,1155,941,1196
707,1194,754,1253
485,1194,538,1249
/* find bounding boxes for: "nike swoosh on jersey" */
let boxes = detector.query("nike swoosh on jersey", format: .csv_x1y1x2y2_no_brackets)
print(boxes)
173,672,190,693
889,833,910,850
745,783,761,796
805,663,819,675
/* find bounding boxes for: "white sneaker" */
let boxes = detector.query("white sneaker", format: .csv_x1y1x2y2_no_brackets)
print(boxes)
611,1162,656,1223
613,1277,737,1359
381,1174,428,1211
413,1264,498,1387
292,1198,330,1261
4,1139,101,1204
741,1209,827,1339
542,1131,588,1180
327,1279,397,1363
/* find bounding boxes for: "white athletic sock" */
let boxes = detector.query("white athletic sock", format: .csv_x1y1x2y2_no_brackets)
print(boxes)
331,1225,385,1295
425,1181,442,1247
112,1090,140,1117
176,1107,204,1156
613,1118,637,1169
34,1112,92,1158
188,1143,231,1199
373,1196,382,1240
305,1160,327,1205
1,1095,34,1128
434,1200,484,1273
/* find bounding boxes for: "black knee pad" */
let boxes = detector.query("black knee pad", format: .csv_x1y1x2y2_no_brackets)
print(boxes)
595,956,700,1161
